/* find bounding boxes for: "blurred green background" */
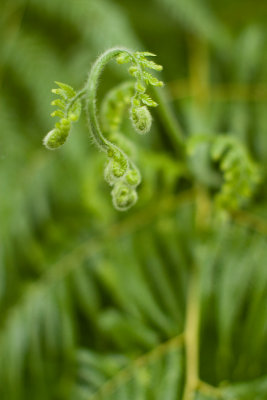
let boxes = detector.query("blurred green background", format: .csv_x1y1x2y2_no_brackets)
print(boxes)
1,0,267,399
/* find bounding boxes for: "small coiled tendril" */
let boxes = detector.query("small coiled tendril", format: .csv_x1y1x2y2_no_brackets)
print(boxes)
100,81,143,210
43,82,82,149
116,51,163,134
43,47,163,211
187,135,261,210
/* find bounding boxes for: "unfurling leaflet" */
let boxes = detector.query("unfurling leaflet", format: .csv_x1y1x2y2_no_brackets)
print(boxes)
43,82,81,149
43,48,163,211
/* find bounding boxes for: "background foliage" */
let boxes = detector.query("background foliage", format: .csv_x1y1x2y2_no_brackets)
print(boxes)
0,0,267,399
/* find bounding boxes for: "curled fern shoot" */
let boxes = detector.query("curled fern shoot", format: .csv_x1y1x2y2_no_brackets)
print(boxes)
43,47,163,211
43,82,82,149
117,50,163,134
187,135,261,210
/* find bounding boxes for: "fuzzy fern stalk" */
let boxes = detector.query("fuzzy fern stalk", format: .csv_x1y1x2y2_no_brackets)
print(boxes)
43,47,163,211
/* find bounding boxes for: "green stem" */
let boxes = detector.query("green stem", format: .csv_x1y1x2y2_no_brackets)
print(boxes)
85,47,133,153
182,265,200,400
66,88,86,115
152,86,186,158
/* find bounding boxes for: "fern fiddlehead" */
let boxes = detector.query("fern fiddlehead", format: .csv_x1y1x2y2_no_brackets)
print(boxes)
187,135,261,210
43,47,163,210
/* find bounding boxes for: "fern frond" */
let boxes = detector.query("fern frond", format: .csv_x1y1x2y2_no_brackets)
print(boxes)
72,336,183,400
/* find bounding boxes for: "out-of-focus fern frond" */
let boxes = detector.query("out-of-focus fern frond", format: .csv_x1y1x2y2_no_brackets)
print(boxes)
152,0,231,49
1,195,267,398
187,134,261,210
72,339,183,400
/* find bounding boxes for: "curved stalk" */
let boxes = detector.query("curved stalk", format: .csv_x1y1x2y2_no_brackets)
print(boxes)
85,47,133,152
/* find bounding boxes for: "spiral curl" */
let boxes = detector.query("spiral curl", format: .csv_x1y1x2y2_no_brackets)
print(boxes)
116,51,163,135
187,134,261,210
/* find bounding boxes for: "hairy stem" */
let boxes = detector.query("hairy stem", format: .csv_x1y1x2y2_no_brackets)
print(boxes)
85,47,133,153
